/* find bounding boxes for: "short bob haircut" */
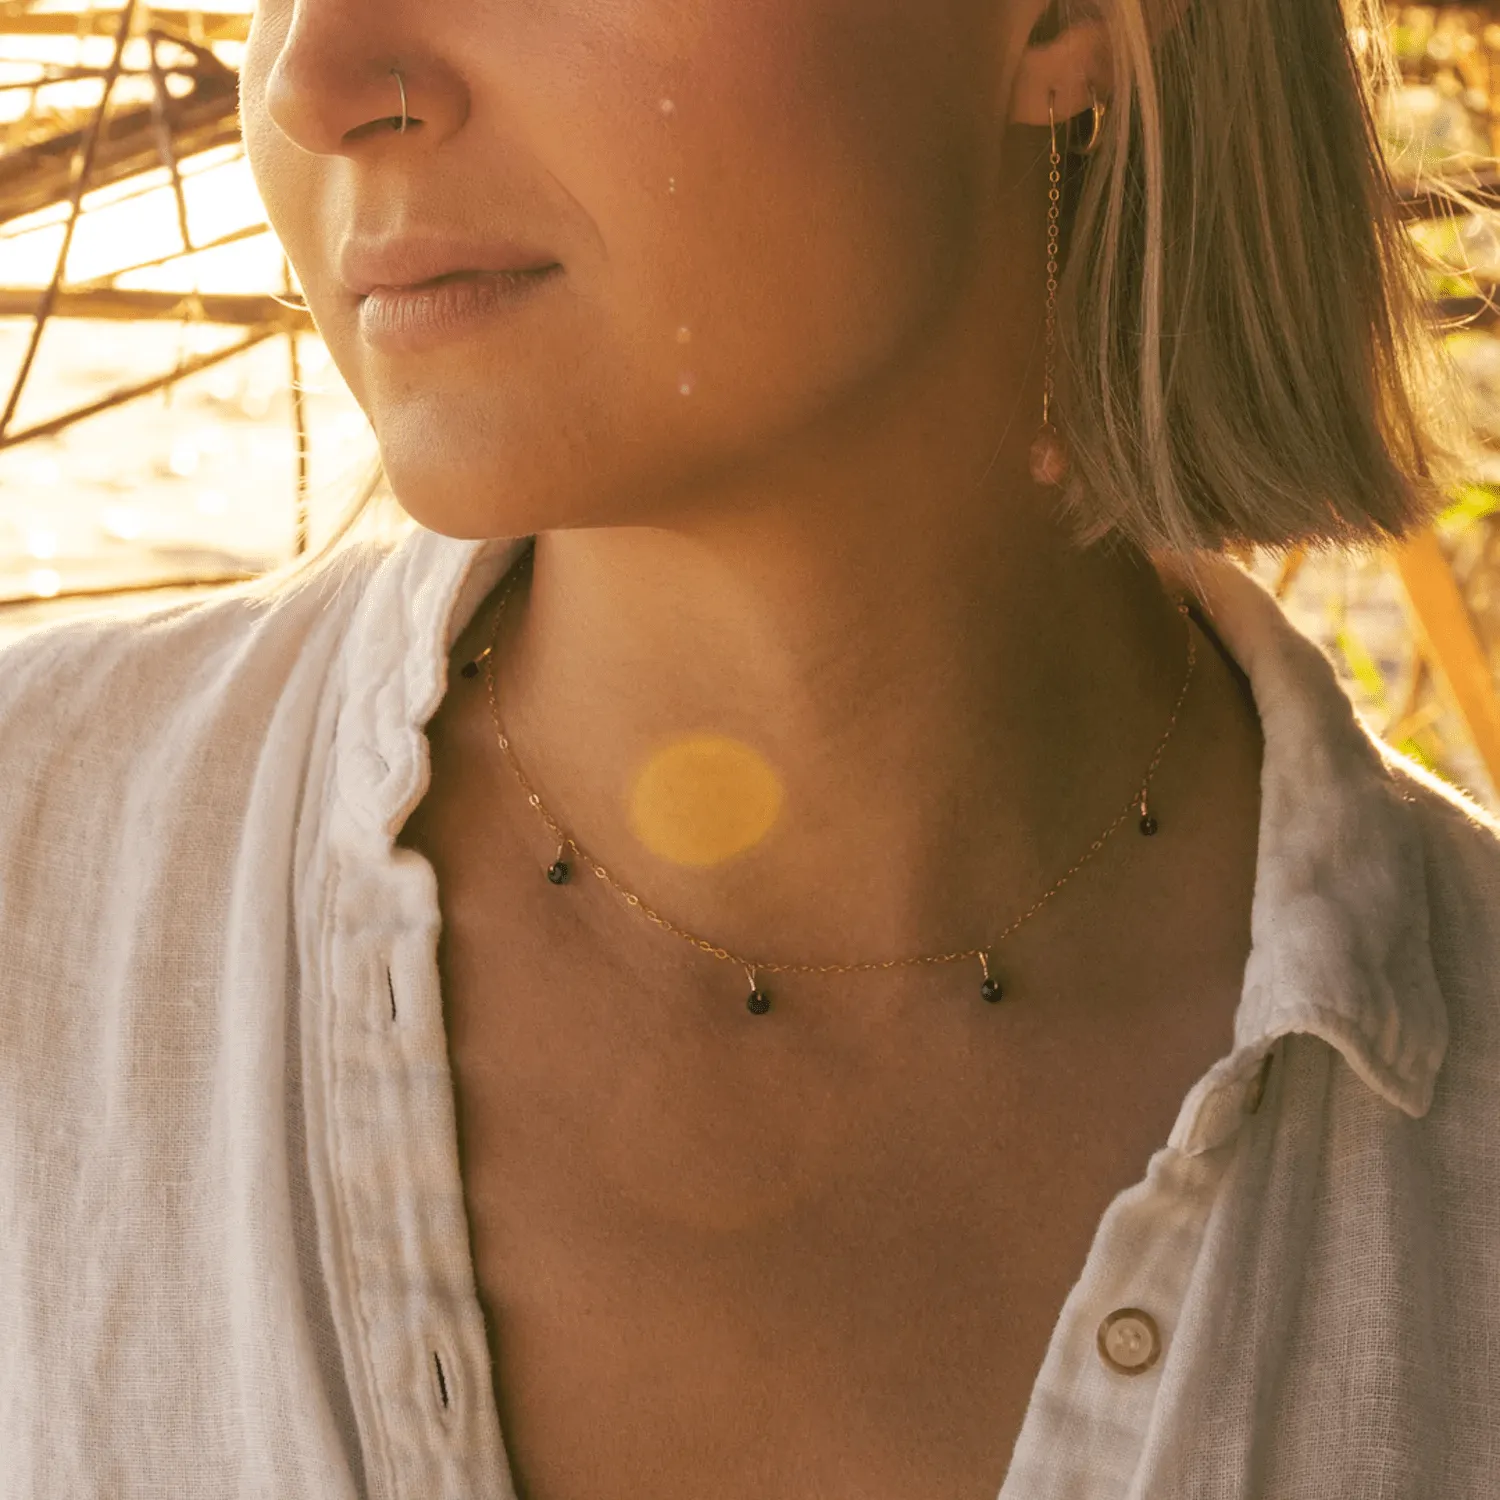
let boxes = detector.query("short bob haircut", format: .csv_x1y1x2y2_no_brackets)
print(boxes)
247,0,1473,602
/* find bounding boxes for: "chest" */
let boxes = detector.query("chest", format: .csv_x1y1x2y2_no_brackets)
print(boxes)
438,953,1237,1500
402,809,1242,1500
394,634,1258,1500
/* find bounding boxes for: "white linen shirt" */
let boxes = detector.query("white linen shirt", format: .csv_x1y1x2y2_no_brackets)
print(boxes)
1,521,1498,1500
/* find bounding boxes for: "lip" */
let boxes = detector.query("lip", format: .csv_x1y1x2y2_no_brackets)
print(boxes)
358,266,562,353
340,237,561,296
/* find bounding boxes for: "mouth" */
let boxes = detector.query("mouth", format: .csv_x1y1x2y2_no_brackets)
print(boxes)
341,236,564,299
363,265,560,297
356,264,563,351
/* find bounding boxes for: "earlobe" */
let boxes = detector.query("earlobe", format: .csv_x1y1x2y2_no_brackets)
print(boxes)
1009,22,1112,128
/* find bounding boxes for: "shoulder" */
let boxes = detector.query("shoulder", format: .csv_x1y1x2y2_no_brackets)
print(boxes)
0,544,384,773
1377,748,1500,1115
1380,746,1500,918
0,590,250,748
1381,746,1500,975
0,544,389,883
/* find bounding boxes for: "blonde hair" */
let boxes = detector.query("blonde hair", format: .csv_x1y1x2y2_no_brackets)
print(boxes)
1053,0,1471,571
258,0,1470,600
234,455,411,606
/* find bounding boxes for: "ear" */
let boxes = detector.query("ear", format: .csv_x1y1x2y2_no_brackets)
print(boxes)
1007,0,1192,129
1009,17,1111,129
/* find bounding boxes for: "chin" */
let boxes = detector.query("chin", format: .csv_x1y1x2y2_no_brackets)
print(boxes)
381,464,540,542
375,434,619,543
374,383,730,540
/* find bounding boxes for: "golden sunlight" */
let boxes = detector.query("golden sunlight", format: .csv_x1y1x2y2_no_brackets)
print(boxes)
628,733,786,867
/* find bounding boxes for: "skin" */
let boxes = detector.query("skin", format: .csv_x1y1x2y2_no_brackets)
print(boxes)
239,0,1252,1010
239,6,1266,1488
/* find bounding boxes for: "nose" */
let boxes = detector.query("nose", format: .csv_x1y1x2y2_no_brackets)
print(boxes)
260,2,468,156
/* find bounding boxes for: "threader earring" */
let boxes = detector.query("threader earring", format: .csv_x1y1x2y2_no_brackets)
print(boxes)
1028,90,1070,487
1028,87,1107,487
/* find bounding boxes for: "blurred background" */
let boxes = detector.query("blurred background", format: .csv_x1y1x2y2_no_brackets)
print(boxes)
3,1,1500,813
0,2,403,628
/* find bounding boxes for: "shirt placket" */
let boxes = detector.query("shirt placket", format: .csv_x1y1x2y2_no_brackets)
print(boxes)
312,794,518,1500
998,1049,1277,1498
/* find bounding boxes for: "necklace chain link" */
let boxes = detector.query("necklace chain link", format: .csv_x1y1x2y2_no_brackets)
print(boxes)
468,538,1198,990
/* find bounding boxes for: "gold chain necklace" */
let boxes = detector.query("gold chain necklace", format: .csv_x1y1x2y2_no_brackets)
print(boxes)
459,538,1198,1016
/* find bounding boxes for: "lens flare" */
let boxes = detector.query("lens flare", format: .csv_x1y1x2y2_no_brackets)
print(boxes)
628,733,783,867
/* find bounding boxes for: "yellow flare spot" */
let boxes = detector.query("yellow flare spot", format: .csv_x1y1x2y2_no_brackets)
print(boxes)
628,733,783,867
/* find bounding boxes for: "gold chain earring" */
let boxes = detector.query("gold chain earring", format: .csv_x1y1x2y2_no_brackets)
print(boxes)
1028,91,1069,488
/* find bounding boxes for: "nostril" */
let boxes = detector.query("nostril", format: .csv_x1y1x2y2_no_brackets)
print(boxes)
344,113,421,144
257,46,433,157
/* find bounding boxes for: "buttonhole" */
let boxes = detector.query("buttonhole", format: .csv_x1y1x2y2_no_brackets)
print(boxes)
388,968,396,1023
433,1350,450,1409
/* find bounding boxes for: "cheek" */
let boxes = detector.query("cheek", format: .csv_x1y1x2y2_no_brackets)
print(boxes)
235,0,990,534
605,0,988,421
240,25,322,298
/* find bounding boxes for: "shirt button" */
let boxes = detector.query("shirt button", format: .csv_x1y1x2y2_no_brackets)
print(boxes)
1096,1308,1162,1375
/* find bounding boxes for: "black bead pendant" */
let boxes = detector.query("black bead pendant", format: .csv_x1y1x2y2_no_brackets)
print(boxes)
747,989,771,1015
546,860,570,884
460,660,480,679
1139,814,1159,837
980,976,1004,1003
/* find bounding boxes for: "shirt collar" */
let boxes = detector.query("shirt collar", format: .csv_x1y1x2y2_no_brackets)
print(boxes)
333,526,1448,1149
1160,551,1447,1146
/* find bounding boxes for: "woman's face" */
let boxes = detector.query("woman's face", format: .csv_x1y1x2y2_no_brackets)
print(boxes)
241,0,1030,538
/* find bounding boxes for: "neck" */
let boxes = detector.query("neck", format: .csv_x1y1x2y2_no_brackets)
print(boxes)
462,495,1213,985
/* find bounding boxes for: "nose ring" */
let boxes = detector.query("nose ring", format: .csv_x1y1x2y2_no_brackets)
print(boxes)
390,66,409,133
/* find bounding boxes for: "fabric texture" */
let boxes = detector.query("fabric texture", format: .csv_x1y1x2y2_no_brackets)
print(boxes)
0,522,1497,1498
